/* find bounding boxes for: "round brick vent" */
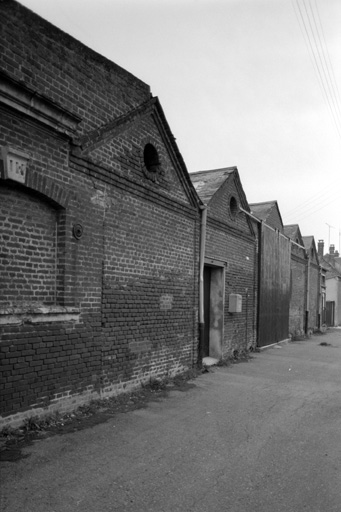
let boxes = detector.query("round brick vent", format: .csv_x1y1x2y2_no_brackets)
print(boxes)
73,223,83,240
142,143,163,182
143,143,160,173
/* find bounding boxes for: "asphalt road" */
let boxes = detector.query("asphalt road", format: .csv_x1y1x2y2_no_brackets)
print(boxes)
1,329,341,512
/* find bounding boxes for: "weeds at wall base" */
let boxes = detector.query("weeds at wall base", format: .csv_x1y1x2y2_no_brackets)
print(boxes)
216,350,253,367
0,367,205,455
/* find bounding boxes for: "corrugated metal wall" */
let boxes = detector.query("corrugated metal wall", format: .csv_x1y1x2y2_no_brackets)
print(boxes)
258,225,291,347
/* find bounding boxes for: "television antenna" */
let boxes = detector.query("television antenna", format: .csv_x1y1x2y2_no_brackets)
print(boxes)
326,223,335,249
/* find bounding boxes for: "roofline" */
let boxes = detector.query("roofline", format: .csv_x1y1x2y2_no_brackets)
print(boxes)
190,166,251,212
153,97,203,209
13,0,150,93
241,208,306,250
249,200,278,207
190,166,238,176
249,199,284,229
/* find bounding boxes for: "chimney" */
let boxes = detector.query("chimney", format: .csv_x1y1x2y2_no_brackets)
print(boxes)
330,244,335,255
318,240,324,258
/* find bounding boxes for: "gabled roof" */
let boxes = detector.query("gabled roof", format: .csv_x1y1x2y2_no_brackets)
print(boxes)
302,236,314,250
151,97,201,209
284,224,304,245
73,98,156,152
72,96,201,209
302,236,321,265
249,200,284,231
284,224,298,240
249,200,277,221
190,167,237,205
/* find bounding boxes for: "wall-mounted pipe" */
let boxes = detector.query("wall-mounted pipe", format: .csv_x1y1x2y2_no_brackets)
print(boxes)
198,205,207,363
305,254,310,333
238,206,306,250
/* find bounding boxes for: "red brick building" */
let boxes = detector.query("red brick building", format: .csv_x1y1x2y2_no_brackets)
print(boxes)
284,224,308,336
190,168,257,359
0,1,200,427
302,236,322,332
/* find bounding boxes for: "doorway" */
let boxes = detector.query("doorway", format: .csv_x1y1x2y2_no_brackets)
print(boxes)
326,301,335,327
203,264,225,359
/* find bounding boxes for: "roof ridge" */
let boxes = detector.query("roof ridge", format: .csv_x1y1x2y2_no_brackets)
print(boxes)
190,167,237,176
249,200,277,206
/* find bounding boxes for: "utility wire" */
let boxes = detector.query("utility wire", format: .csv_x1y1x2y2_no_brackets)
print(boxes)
282,184,334,216
313,0,341,117
283,189,340,217
293,0,341,139
285,195,340,223
305,0,341,127
301,0,341,135
284,193,340,223
283,195,338,220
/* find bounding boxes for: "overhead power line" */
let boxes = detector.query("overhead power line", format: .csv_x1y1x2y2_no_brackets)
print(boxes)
284,194,340,223
292,0,341,140
283,190,340,220
313,0,341,116
282,184,334,216
304,0,341,124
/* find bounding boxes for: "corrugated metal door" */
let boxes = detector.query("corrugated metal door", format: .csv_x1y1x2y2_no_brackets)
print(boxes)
258,225,291,347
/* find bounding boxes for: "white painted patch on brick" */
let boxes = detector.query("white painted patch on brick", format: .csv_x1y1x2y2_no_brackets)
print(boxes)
90,190,112,208
160,294,173,310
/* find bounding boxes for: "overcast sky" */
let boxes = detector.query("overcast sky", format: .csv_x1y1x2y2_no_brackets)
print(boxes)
20,0,341,251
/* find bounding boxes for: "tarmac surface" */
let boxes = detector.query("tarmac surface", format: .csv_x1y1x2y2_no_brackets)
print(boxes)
1,328,341,512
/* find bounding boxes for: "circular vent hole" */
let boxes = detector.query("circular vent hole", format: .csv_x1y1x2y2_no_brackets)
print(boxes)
230,196,238,219
143,143,160,173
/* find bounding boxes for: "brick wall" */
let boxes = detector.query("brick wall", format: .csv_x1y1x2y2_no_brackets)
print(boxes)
206,224,256,355
1,317,101,419
0,0,200,428
289,246,307,336
0,1,150,133
71,152,199,393
308,263,320,330
204,174,257,355
0,184,57,306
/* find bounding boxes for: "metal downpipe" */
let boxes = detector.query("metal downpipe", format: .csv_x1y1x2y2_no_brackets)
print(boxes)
198,205,207,364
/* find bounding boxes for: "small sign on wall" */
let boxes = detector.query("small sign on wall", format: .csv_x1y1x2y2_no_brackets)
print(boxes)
1,146,29,184
229,293,242,313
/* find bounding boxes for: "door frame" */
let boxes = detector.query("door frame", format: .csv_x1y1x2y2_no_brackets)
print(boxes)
203,258,226,360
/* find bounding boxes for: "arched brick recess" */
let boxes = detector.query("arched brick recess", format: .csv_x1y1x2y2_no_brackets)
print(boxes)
0,184,59,306
0,173,71,309
25,170,70,209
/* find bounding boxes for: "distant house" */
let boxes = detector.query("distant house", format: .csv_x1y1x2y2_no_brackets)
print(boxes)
318,242,341,326
190,167,257,360
249,201,291,347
